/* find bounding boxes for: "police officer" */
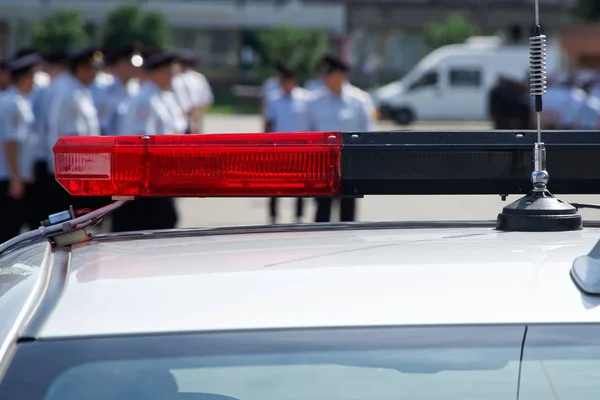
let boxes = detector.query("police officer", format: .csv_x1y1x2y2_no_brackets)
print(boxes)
173,51,213,134
171,56,192,133
12,48,50,90
118,51,185,136
306,56,374,223
46,46,103,214
162,90,188,134
112,51,181,232
27,50,68,229
0,53,38,243
91,44,142,135
263,66,310,224
309,56,378,122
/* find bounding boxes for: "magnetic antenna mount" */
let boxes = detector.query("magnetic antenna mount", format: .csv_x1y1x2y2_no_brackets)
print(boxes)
496,0,582,232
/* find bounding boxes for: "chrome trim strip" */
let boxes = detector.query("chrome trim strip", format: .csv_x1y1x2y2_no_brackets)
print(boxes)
0,244,65,379
20,250,70,339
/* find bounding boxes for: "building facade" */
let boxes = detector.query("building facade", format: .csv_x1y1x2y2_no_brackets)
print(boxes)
0,0,577,84
0,0,345,62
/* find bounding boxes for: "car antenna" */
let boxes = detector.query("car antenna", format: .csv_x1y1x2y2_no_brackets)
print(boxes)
496,0,582,232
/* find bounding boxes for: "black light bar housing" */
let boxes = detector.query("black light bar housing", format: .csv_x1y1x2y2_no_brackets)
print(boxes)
340,130,600,196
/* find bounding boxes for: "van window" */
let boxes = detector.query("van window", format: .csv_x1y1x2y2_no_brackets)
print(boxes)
449,69,482,87
408,71,438,92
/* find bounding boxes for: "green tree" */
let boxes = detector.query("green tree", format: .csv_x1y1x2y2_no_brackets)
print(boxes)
32,9,90,53
100,4,144,53
257,25,328,83
138,10,172,50
423,13,479,51
571,0,600,21
100,4,172,53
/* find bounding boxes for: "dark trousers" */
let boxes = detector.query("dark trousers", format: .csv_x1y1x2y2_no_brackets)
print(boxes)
269,198,304,222
315,197,356,223
0,181,25,244
111,198,178,232
26,161,51,230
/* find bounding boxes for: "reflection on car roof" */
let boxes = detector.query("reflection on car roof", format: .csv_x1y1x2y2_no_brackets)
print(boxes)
38,226,600,338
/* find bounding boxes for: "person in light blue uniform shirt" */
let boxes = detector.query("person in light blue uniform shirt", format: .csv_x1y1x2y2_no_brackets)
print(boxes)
9,48,50,91
263,66,311,224
542,74,575,129
45,46,104,216
0,53,38,243
172,51,213,134
112,51,181,233
571,80,600,130
542,74,585,130
91,44,142,135
117,52,184,136
306,55,374,223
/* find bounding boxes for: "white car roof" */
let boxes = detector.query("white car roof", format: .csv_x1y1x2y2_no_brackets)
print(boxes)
38,226,600,338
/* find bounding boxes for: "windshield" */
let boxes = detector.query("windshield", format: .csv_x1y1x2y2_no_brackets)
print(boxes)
1,325,600,400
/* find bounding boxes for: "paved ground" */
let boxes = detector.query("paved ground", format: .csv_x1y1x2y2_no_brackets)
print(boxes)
174,115,600,227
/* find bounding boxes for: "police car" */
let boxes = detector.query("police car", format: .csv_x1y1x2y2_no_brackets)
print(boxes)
2,128,600,399
3,2,600,397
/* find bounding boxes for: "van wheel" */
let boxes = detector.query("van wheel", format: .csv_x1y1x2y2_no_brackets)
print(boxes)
393,108,415,126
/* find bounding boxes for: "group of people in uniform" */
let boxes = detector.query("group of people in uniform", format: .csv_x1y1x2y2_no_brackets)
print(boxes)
489,71,600,130
0,44,213,243
6,41,600,238
262,55,376,224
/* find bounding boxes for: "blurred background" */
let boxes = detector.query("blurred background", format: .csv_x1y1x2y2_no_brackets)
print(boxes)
4,0,600,228
2,0,595,112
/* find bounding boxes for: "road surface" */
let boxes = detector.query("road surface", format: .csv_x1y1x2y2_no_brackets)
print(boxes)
174,115,600,227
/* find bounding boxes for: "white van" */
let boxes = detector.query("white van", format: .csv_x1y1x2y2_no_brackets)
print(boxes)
373,37,562,125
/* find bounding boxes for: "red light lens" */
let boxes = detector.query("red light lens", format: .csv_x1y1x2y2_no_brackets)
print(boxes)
53,133,343,197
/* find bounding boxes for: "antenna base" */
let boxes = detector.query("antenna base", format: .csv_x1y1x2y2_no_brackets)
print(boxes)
496,190,582,232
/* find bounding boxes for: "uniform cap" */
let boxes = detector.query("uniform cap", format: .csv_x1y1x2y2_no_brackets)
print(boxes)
8,53,40,74
320,55,350,74
144,51,179,71
67,46,104,67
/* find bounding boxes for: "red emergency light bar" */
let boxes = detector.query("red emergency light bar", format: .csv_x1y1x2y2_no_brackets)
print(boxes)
55,130,600,198
53,133,343,197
